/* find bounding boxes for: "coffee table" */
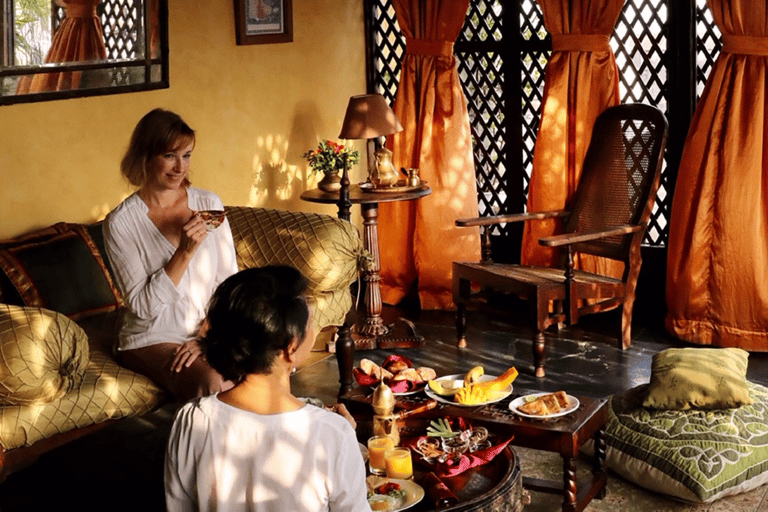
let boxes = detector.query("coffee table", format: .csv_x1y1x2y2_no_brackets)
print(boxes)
476,390,608,512
343,388,608,512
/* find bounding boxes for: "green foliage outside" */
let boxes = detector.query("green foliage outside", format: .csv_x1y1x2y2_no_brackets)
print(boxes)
13,0,52,66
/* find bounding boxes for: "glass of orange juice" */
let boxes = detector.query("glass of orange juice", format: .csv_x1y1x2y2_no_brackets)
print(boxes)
384,448,413,480
367,436,395,475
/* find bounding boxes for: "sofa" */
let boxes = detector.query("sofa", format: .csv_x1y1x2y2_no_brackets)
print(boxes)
0,205,363,481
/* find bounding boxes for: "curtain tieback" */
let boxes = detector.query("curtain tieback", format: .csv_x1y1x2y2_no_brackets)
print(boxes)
66,4,98,18
551,34,610,53
406,38,454,57
722,35,768,56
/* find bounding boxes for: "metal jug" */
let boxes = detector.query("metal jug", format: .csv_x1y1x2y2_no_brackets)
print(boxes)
371,147,399,188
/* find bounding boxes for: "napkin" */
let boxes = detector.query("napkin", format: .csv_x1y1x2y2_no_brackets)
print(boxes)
434,436,513,477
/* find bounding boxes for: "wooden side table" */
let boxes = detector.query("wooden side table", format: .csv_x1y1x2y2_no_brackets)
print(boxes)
301,183,431,341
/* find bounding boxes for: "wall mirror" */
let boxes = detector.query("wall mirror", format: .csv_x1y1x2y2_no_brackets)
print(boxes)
0,0,168,106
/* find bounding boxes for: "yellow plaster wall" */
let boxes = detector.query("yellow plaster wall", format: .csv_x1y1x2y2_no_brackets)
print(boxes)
0,0,367,238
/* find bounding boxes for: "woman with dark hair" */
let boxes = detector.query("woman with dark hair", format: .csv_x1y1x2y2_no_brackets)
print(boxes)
164,266,369,512
104,108,238,401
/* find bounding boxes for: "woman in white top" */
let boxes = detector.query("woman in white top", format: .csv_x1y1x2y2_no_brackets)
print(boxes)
164,266,370,512
104,108,239,401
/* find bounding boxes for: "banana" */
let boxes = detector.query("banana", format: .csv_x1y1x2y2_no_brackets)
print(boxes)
463,365,484,387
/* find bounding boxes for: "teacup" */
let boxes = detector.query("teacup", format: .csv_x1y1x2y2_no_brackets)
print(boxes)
198,210,225,231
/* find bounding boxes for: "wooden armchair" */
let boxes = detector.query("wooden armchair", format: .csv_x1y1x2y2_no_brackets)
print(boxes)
453,103,668,377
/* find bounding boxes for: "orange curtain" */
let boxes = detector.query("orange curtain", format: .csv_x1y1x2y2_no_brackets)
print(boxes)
378,0,481,310
666,0,768,351
521,0,624,281
16,0,106,94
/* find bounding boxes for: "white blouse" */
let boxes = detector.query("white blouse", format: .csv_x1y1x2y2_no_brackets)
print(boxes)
164,395,371,512
103,187,239,350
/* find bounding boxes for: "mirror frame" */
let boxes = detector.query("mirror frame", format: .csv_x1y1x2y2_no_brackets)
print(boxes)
0,0,169,106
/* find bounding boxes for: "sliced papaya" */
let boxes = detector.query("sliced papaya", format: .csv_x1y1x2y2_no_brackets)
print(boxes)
474,366,518,392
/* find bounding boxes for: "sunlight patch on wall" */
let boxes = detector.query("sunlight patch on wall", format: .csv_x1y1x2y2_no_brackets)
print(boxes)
248,134,316,207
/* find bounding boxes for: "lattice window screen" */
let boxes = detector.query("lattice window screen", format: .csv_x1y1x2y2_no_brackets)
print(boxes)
457,1,506,220
369,0,720,248
612,0,668,245
695,0,721,98
54,0,143,61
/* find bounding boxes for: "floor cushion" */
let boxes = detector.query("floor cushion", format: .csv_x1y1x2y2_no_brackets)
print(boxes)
643,347,753,410
594,382,768,503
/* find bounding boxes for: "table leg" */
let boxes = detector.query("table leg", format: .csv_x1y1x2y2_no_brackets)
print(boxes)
592,428,607,499
358,203,390,337
563,456,577,512
335,315,355,399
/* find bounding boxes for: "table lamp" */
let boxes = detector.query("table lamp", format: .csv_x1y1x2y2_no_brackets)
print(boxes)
339,94,403,188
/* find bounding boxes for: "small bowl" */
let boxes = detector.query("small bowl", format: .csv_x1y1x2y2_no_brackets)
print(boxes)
198,210,225,231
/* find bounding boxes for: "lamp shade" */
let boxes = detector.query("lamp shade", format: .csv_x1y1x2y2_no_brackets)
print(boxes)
339,94,403,139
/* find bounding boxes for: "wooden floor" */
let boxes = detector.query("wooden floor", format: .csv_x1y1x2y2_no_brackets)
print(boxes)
1,301,767,511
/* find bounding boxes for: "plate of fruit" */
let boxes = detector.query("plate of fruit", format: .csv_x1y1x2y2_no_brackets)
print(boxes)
425,366,518,406
354,355,436,395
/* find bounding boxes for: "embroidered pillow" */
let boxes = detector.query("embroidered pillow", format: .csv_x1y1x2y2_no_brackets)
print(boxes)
642,347,752,410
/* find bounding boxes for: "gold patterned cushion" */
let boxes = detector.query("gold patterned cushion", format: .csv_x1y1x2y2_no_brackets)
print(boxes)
226,206,362,328
0,305,89,406
0,344,164,450
643,347,753,410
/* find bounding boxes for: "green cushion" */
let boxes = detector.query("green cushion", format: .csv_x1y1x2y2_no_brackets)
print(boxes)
600,382,768,503
0,225,123,320
643,347,753,410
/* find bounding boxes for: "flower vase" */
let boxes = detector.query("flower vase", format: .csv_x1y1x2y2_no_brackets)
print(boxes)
318,170,342,192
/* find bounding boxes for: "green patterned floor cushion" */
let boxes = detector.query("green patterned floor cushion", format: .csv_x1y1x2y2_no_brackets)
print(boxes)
599,382,768,503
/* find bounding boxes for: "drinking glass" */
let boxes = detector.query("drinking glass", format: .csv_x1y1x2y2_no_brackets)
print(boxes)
367,436,394,475
384,448,413,480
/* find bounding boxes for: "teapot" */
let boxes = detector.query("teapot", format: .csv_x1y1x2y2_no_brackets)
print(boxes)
370,147,399,188
372,382,400,446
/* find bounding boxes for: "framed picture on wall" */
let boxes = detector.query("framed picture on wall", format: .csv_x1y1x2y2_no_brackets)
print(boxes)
234,0,293,45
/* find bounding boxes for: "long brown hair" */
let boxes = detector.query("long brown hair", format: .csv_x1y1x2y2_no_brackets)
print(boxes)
121,108,196,188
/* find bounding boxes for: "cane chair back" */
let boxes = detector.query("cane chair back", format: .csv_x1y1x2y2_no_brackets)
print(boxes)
453,103,668,378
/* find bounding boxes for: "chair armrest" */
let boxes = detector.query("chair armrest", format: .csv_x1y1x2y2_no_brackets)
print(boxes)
539,224,643,247
456,210,569,227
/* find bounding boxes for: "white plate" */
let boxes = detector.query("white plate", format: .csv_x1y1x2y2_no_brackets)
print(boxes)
367,477,425,511
508,392,580,419
424,374,513,407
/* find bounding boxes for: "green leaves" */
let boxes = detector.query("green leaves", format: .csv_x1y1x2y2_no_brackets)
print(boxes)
427,418,458,438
